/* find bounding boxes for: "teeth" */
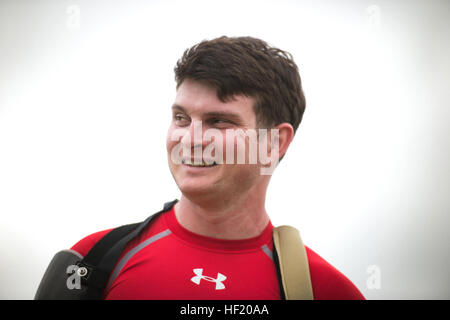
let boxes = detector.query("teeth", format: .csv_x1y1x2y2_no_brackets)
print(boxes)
182,159,217,167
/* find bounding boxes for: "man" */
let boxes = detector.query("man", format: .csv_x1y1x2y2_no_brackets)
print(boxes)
70,36,364,299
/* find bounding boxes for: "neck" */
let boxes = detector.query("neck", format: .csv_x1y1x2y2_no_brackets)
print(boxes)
174,185,270,240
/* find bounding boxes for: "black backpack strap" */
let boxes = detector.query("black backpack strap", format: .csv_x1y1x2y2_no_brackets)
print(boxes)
76,199,178,299
272,242,287,300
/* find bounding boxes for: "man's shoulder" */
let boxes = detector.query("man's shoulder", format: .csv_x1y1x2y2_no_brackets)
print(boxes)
69,209,170,258
305,246,365,300
70,229,113,257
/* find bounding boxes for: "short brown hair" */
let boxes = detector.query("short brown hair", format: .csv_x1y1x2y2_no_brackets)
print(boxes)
174,36,306,133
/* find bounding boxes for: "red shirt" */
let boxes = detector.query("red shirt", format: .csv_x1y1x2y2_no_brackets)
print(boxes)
71,206,365,300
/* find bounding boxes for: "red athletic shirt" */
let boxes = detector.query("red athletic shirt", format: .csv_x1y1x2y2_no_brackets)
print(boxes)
71,206,365,300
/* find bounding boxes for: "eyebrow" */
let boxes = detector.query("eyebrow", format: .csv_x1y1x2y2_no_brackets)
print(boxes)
171,104,244,123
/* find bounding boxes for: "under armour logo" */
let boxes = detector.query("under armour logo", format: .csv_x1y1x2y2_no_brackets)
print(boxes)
191,268,227,290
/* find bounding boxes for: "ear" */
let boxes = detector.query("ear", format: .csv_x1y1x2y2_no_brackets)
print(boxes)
259,123,294,176
273,122,295,160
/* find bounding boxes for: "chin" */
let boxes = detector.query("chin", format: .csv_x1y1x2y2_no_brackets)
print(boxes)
178,181,213,195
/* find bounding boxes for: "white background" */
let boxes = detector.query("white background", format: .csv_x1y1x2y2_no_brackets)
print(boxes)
0,0,449,299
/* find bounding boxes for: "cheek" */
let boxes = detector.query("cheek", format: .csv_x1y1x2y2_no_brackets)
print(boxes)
166,125,185,155
166,133,175,153
166,126,174,151
166,128,181,168
222,132,256,165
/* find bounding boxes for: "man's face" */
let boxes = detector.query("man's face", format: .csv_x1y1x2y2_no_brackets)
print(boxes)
166,79,266,202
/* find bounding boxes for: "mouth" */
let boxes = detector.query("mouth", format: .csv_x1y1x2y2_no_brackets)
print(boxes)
181,159,219,168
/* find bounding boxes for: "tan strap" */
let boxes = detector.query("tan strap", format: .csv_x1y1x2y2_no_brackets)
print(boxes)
273,225,314,300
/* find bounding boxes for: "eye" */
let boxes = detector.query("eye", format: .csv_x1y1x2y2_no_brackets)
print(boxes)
210,118,232,127
173,113,190,126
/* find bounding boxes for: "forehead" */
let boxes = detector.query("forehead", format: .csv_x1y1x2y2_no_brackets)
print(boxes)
174,80,256,120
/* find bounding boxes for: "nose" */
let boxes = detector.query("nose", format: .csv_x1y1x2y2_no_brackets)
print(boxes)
181,120,207,151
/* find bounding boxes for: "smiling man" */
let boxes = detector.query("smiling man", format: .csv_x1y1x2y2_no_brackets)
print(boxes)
166,78,288,240
39,36,364,300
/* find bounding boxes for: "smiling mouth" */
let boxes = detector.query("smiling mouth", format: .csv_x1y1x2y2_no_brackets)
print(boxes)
181,159,218,167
